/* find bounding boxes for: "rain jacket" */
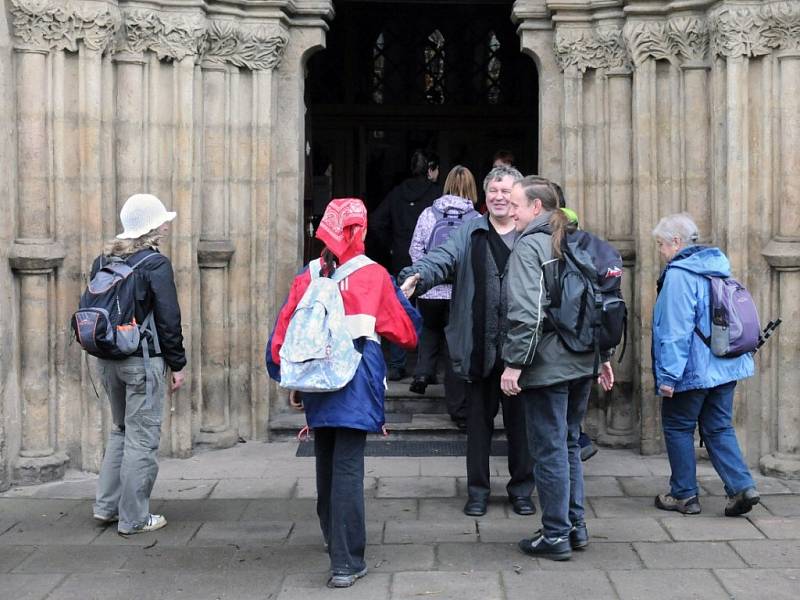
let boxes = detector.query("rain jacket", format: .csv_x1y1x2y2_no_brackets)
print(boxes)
653,246,754,393
267,261,420,432
408,194,478,300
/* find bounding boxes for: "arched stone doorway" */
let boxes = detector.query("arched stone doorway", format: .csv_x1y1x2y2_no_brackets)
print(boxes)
304,0,538,264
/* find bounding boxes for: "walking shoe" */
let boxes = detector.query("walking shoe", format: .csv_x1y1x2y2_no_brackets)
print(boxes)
725,487,760,517
580,441,598,462
463,497,487,517
327,567,368,588
570,521,589,549
518,530,572,561
118,514,167,535
655,493,701,515
409,377,428,394
93,513,118,524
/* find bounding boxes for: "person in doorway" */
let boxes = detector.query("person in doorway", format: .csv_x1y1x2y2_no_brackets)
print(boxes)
500,176,615,561
492,149,515,168
651,213,759,516
407,165,480,428
268,198,420,588
371,149,442,380
92,193,187,535
399,165,535,518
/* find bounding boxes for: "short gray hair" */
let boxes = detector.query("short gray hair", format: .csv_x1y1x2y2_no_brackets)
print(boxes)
483,165,523,192
652,213,699,244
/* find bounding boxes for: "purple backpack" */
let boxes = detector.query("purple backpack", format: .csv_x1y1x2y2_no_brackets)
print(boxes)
424,206,479,253
695,276,760,358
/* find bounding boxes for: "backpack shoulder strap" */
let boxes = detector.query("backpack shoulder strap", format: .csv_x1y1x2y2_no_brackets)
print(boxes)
330,255,375,283
128,250,160,270
308,258,323,281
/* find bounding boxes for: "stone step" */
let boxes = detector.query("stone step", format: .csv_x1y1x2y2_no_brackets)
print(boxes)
385,381,448,414
269,412,506,441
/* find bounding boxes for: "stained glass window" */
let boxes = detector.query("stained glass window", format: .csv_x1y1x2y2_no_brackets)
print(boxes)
486,31,502,104
372,33,385,104
423,29,446,104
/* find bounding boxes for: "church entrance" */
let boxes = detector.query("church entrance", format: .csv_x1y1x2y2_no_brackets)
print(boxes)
304,0,538,264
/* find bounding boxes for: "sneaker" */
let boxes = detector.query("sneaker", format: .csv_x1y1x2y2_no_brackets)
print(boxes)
655,493,701,515
725,487,760,517
93,513,118,524
118,513,167,535
327,567,368,588
518,530,572,561
570,521,588,549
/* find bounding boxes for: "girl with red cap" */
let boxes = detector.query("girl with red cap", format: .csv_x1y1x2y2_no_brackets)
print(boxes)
267,198,420,588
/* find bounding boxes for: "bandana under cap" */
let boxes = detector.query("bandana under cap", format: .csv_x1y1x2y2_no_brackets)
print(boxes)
315,197,368,262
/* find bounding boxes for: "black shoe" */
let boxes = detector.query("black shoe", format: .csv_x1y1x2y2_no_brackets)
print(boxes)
725,487,760,517
387,367,406,381
518,530,572,561
454,419,467,431
463,497,487,517
580,442,598,462
509,496,536,516
409,377,427,394
570,521,588,549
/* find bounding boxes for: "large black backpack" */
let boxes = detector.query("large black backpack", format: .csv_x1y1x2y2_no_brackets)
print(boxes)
542,230,627,373
71,252,159,359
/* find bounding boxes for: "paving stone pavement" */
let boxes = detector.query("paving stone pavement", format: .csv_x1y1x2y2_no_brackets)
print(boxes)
0,443,799,599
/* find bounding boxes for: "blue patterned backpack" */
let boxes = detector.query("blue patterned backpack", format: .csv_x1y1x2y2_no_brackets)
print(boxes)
278,255,374,392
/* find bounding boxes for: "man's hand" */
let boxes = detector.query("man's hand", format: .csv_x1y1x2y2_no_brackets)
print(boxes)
597,361,614,392
659,384,674,398
288,390,304,411
500,367,522,396
400,274,420,299
171,370,186,392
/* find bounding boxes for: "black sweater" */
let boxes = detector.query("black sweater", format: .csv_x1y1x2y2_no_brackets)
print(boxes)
90,248,187,372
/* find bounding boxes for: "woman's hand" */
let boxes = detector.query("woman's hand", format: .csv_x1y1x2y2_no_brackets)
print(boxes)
288,390,304,411
597,362,614,392
659,384,674,397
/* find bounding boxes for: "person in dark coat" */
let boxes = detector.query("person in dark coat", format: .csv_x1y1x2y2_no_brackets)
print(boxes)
371,149,442,380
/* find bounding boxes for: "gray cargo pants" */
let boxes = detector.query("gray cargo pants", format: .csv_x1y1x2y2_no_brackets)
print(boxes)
93,356,166,533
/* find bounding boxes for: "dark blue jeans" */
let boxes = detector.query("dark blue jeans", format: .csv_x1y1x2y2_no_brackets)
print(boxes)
314,427,368,576
661,381,755,499
522,377,592,539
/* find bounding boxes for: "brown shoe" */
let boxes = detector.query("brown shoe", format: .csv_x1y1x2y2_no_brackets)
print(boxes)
655,493,701,515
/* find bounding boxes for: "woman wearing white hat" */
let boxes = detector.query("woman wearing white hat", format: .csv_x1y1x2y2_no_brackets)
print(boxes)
92,193,187,534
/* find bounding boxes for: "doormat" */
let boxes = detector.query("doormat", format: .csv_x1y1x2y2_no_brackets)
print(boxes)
296,439,509,457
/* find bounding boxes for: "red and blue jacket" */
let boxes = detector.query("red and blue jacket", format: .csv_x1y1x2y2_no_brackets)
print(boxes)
267,260,420,432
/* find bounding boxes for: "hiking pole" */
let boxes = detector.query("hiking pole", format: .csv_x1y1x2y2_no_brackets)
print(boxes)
754,319,782,353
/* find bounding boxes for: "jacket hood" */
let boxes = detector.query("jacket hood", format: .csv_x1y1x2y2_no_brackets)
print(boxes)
669,246,730,277
520,210,554,237
398,177,437,204
432,194,475,213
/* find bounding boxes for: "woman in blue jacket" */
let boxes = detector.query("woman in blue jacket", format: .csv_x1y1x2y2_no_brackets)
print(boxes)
652,213,759,517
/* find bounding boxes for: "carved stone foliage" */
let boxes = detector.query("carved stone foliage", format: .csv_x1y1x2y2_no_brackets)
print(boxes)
710,1,800,58
119,9,206,61
623,17,709,67
203,21,288,71
10,0,120,53
555,28,632,73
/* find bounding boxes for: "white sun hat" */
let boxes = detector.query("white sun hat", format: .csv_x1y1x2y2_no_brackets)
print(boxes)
116,193,177,239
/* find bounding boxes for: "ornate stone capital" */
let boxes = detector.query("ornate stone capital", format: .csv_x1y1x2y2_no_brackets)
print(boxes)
710,1,800,58
203,21,289,71
118,9,206,61
623,17,708,67
554,28,631,74
10,0,120,53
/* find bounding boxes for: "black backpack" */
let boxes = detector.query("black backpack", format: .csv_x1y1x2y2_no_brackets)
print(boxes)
71,252,159,359
542,230,627,374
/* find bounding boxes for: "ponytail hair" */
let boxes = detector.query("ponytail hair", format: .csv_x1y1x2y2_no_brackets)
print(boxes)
516,175,568,260
320,248,337,277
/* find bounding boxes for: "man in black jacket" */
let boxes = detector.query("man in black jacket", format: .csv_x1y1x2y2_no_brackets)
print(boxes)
92,193,187,535
399,166,535,517
371,149,442,380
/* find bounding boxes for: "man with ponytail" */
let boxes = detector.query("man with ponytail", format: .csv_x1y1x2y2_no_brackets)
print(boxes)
501,176,615,561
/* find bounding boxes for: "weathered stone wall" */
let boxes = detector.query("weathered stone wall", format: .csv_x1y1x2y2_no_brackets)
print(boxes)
1,0,798,486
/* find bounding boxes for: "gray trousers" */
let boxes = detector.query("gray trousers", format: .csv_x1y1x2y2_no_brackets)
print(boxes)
93,356,166,533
